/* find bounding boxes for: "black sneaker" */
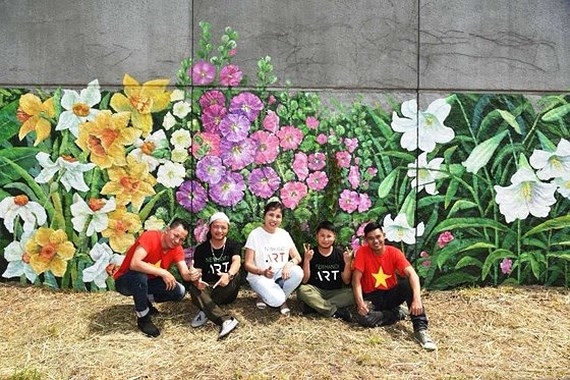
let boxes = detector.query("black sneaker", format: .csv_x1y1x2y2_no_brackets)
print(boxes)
300,302,317,315
137,315,160,337
332,308,353,322
355,310,385,327
148,303,160,316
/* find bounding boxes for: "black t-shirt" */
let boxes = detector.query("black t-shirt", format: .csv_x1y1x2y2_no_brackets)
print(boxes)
193,239,242,283
305,246,347,290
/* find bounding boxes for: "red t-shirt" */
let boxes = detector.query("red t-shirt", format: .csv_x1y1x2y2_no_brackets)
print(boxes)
113,230,184,280
352,244,411,294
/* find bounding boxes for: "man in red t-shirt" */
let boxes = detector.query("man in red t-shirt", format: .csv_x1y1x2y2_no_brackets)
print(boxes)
114,219,203,337
352,222,436,351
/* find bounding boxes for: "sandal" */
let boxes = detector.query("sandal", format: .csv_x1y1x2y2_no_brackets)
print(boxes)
280,303,291,316
256,299,267,310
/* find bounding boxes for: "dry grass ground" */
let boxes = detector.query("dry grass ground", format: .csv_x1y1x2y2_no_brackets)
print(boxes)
0,283,568,380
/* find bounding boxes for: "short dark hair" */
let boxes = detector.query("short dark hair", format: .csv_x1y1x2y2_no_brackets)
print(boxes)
264,200,283,216
363,222,383,236
170,218,189,232
316,220,336,234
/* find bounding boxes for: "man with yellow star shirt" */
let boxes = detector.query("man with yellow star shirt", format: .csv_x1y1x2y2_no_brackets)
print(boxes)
352,222,436,351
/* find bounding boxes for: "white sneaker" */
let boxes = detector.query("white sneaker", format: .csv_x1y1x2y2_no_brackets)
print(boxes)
191,310,208,328
414,329,437,351
218,318,238,338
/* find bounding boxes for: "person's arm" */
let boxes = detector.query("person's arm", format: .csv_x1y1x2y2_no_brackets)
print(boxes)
130,246,177,290
403,265,424,315
352,269,369,316
216,254,241,287
282,244,302,280
341,247,353,285
244,248,269,276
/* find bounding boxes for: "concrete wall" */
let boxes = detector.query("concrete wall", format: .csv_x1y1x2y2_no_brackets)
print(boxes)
1,0,568,92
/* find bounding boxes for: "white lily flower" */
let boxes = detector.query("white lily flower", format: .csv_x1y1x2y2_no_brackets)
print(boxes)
157,161,186,188
383,213,425,244
70,194,116,236
170,89,185,102
163,112,177,130
170,129,192,149
529,138,570,180
82,242,124,288
554,175,570,199
128,130,169,172
55,79,101,137
171,146,189,163
407,152,447,195
35,152,95,192
2,232,37,283
0,195,47,233
391,98,454,153
173,101,192,119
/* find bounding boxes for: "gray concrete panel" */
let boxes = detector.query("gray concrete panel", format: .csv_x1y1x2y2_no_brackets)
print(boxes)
420,0,570,92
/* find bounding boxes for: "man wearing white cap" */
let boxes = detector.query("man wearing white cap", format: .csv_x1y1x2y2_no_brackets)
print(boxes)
189,211,242,337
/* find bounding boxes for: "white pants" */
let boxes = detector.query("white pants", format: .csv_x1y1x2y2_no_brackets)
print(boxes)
247,266,303,307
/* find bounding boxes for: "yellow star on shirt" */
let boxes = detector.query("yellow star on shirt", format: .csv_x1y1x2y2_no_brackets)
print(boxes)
154,260,162,268
372,266,392,288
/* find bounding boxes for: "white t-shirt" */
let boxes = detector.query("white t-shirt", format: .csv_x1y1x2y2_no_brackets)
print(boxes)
245,226,296,276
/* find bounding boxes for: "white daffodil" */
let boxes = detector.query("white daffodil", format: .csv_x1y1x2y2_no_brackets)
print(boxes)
391,98,454,153
0,195,47,233
163,111,177,130
494,158,557,223
529,138,570,180
156,161,186,188
55,79,101,137
170,89,185,102
144,215,166,230
82,242,124,288
128,130,169,172
173,101,192,119
70,194,116,236
171,146,189,163
382,213,425,245
407,152,447,195
170,129,192,149
2,232,37,283
35,152,95,192
555,175,570,199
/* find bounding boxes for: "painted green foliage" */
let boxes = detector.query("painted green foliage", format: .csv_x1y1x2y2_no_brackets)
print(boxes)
0,22,568,291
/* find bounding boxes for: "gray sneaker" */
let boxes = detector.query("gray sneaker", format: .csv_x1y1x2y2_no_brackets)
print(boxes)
218,318,238,338
191,310,208,328
414,329,437,351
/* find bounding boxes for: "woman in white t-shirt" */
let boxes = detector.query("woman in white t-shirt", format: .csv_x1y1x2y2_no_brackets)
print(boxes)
244,200,303,316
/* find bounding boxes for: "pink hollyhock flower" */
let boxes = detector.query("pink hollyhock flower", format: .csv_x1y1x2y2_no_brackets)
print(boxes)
437,231,455,248
356,223,368,237
421,260,432,267
366,167,378,177
344,138,359,153
306,116,319,130
219,113,251,142
229,48,237,57
350,236,361,251
263,110,280,133
308,152,326,171
249,167,281,199
293,152,309,181
277,126,304,151
348,165,360,189
316,134,328,145
357,193,371,212
220,138,256,171
280,181,308,209
192,132,221,159
267,95,277,105
193,220,209,243
219,64,243,87
229,92,263,122
201,104,227,134
306,171,328,191
338,189,359,213
199,90,225,109
500,258,513,274
336,151,352,168
191,60,216,85
251,130,280,165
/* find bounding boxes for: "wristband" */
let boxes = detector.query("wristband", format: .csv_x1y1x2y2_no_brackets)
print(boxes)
228,272,235,280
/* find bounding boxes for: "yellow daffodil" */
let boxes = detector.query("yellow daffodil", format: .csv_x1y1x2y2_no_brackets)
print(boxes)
100,155,157,210
75,110,141,169
17,93,56,146
110,74,170,137
101,207,142,252
26,227,75,277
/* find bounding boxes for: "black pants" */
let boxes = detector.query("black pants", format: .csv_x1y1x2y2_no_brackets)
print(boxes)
186,272,241,325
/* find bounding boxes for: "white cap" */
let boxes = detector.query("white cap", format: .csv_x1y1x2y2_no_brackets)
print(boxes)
209,211,230,225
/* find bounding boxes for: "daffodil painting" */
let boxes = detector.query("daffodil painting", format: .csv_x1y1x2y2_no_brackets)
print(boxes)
0,22,568,291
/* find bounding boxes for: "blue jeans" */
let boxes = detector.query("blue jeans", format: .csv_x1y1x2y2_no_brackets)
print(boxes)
115,270,185,315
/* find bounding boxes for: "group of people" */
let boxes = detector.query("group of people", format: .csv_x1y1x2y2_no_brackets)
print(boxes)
113,200,437,351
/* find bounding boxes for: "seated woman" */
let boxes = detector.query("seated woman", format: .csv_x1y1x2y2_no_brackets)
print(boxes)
244,199,303,316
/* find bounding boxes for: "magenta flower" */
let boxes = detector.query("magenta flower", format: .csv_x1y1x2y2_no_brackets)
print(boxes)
193,219,209,243
267,95,276,105
280,181,308,209
221,137,256,171
229,48,237,57
293,152,309,181
176,180,207,213
201,104,227,134
336,151,352,168
308,152,326,171
196,155,225,185
251,130,280,165
229,92,263,122
263,110,280,133
316,134,328,145
209,172,246,207
219,64,243,87
344,137,359,153
277,125,304,151
348,165,360,189
338,189,359,213
249,167,281,198
356,222,368,237
500,258,513,274
184,246,195,265
192,132,221,159
191,60,216,85
219,113,250,142
437,231,455,248
306,116,319,130
357,193,372,212
199,90,226,109
306,171,329,191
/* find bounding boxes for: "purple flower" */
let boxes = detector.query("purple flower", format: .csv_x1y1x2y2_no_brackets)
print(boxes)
348,165,360,189
316,134,328,145
308,153,326,171
196,155,225,185
357,193,372,212
306,171,328,191
219,64,243,87
263,110,280,133
191,60,216,85
336,151,352,168
344,137,359,153
201,104,227,134
437,231,455,248
221,137,256,170
306,116,319,130
277,125,304,151
219,113,251,142
209,171,246,207
500,258,513,274
249,167,281,198
293,152,309,181
229,92,263,122
176,180,207,213
193,219,209,243
338,189,359,213
199,90,226,109
251,130,280,165
280,181,308,209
